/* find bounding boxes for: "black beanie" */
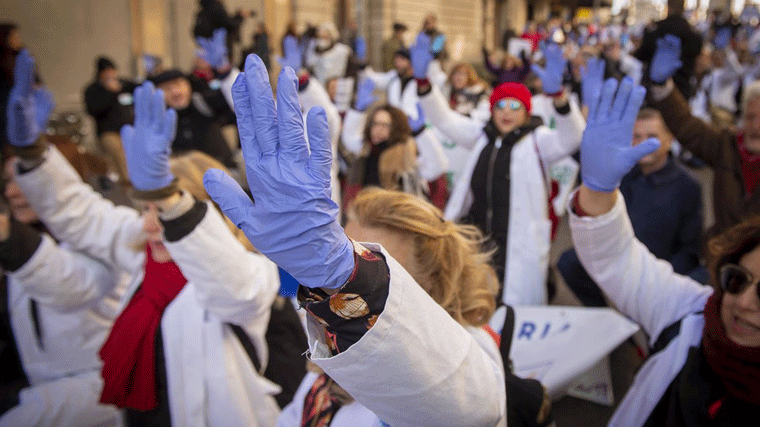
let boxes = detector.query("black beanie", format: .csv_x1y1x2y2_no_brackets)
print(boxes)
96,56,116,73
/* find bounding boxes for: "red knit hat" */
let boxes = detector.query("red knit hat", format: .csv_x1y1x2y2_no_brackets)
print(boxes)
490,82,532,113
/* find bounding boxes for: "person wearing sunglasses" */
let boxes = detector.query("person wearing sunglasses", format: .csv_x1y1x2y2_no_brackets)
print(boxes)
414,42,585,307
571,76,760,426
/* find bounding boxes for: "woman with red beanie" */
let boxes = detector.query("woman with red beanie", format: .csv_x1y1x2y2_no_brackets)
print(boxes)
572,76,760,426
414,40,585,307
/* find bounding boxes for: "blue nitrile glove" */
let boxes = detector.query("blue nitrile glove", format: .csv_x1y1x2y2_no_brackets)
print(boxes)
410,33,433,79
354,79,377,112
355,36,367,62
196,28,229,70
407,104,426,133
580,57,605,108
6,50,41,147
120,82,178,191
279,35,302,72
714,27,732,50
430,34,446,55
203,55,354,289
33,87,55,132
581,77,660,193
649,35,682,83
532,43,567,94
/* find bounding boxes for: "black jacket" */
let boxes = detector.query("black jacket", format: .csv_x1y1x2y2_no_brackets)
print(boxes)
173,92,235,168
84,80,137,135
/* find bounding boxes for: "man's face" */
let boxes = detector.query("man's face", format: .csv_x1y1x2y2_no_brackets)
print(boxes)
424,15,437,32
633,117,672,169
742,97,760,154
394,55,412,77
159,77,192,110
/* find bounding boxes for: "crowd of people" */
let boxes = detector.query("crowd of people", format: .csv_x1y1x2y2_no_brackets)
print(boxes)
1,0,760,425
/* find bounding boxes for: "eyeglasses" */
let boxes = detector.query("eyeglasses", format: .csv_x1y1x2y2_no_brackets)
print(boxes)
719,263,760,300
494,99,523,111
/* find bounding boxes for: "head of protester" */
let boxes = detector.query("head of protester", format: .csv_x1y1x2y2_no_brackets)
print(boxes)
393,47,413,79
632,108,674,175
151,69,194,110
488,82,532,135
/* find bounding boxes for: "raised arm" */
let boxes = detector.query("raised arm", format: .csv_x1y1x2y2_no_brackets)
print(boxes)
203,55,506,427
572,77,712,340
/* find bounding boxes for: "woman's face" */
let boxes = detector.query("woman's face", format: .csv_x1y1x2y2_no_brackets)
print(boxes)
451,68,468,90
344,219,429,292
492,97,529,135
369,110,393,145
721,245,760,347
3,158,38,224
6,29,22,51
140,203,173,263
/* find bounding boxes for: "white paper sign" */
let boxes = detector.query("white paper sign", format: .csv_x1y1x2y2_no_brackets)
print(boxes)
566,357,615,406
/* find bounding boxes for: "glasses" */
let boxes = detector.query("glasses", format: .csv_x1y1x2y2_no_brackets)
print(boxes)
719,263,760,300
371,121,392,129
494,99,523,111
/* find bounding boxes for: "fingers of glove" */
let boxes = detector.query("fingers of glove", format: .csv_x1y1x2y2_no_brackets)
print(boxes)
120,124,135,153
133,83,152,129
622,85,647,124
245,55,279,155
232,66,260,161
203,168,255,229
306,107,333,184
162,108,178,144
12,50,34,98
629,137,661,161
276,67,308,161
531,64,546,81
595,78,619,122
663,34,681,54
415,103,425,122
610,77,634,122
150,88,166,134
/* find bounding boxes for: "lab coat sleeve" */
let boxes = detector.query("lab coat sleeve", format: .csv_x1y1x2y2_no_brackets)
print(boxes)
303,243,506,427
341,109,367,155
419,85,485,150
414,128,449,181
15,145,145,273
569,190,712,344
535,99,585,166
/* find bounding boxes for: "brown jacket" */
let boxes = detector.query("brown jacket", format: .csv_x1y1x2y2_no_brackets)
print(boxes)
652,88,760,237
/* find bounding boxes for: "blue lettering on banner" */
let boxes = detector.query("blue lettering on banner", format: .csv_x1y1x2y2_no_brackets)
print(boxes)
518,322,536,339
517,321,573,340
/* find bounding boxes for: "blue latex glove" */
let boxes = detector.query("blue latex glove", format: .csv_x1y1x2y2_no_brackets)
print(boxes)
196,28,229,70
649,35,682,83
203,55,354,289
430,34,446,55
6,50,41,147
279,35,302,71
531,43,567,94
33,86,55,133
580,57,605,109
410,33,433,79
407,104,426,133
581,77,660,193
355,36,367,62
714,27,732,50
120,82,178,192
354,79,377,112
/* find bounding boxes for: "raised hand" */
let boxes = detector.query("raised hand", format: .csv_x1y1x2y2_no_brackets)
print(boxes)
581,77,659,193
203,55,354,289
120,82,177,192
196,28,229,70
355,36,367,62
279,35,302,72
532,43,567,94
580,57,605,109
354,79,376,112
714,27,732,50
6,50,41,147
649,35,682,84
410,33,433,79
33,86,55,132
407,103,426,133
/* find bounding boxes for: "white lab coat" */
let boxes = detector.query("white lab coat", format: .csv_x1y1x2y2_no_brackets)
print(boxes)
421,85,585,306
569,191,713,427
15,146,282,427
303,242,507,427
0,237,127,427
307,43,352,84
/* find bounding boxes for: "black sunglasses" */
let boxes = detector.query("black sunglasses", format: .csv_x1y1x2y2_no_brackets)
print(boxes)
719,263,760,300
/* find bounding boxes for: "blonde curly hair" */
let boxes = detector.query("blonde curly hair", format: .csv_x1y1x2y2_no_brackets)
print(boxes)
347,188,498,327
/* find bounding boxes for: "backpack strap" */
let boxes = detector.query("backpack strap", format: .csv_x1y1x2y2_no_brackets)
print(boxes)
228,323,262,372
649,311,703,356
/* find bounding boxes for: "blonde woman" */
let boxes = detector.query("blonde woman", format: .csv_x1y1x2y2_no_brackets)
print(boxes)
276,187,501,427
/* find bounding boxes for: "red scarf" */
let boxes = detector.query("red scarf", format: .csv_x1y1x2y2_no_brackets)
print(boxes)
99,246,187,411
737,134,760,197
701,291,760,406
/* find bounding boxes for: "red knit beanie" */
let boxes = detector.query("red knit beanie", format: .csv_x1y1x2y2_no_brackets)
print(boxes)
490,82,532,113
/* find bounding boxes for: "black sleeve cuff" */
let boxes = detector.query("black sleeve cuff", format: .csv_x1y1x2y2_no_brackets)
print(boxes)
554,102,571,115
160,201,208,242
0,218,43,272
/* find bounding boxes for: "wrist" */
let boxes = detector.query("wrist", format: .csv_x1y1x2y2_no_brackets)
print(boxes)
649,79,673,103
156,191,192,220
129,176,180,201
13,134,49,161
577,185,618,217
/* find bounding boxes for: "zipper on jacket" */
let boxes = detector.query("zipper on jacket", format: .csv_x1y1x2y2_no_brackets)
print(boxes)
30,299,44,351
485,138,502,235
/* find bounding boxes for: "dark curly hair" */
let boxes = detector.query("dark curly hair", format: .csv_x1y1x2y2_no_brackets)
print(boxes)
707,215,760,288
362,104,412,146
